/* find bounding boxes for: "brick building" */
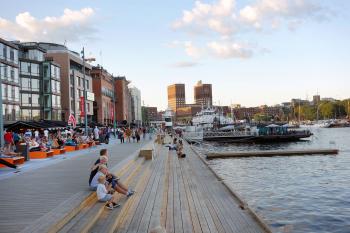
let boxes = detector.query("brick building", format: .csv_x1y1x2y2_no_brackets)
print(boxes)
115,76,131,123
194,80,212,107
167,84,186,114
91,66,115,125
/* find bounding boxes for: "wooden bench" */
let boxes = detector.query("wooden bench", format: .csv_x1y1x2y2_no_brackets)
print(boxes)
139,145,154,160
0,156,25,168
64,146,76,152
29,151,54,159
52,148,66,155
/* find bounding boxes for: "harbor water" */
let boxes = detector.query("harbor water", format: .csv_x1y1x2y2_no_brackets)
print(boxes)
194,128,350,233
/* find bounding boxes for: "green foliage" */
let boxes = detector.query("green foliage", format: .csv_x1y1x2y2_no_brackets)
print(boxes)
253,113,272,122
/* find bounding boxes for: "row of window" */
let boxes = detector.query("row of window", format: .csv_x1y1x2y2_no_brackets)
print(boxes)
2,105,62,121
44,64,60,79
20,61,40,76
21,93,40,107
70,73,90,89
0,64,20,84
2,84,20,102
0,43,18,64
71,100,91,113
102,87,114,98
2,104,20,121
21,78,40,92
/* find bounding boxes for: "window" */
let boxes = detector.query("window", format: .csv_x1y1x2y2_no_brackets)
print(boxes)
21,109,31,121
31,63,40,76
31,79,40,91
13,68,19,83
14,87,19,101
20,62,30,75
51,80,56,93
0,43,3,59
44,64,49,78
70,87,75,98
70,75,74,85
56,82,60,93
2,84,7,99
7,86,12,101
21,78,31,91
21,93,31,106
32,110,40,120
10,68,14,81
86,80,89,89
32,94,40,107
78,77,81,86
52,95,56,107
87,102,90,112
28,50,44,61
10,49,14,62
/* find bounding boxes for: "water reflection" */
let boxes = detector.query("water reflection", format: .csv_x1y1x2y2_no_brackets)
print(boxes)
195,128,350,233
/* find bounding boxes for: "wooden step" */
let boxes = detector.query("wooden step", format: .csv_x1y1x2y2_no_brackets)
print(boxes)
58,157,145,233
89,160,152,233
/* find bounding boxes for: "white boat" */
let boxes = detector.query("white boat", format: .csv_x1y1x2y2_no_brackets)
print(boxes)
163,108,174,128
192,108,233,128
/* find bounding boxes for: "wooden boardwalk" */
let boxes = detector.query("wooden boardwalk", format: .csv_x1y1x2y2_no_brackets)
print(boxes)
0,137,270,233
0,141,147,233
102,140,268,233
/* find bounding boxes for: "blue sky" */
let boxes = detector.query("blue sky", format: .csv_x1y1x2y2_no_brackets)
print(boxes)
1,0,349,109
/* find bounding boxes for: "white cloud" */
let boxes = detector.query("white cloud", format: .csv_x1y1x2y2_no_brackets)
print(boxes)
172,0,330,59
207,40,253,59
171,61,199,68
170,41,204,58
0,8,96,43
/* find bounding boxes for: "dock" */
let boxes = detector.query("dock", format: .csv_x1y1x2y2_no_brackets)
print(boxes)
206,149,339,159
0,137,271,233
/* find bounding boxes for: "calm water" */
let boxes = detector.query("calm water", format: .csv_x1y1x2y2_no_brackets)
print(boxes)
194,128,350,233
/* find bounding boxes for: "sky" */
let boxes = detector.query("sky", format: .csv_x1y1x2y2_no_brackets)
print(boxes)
0,0,349,110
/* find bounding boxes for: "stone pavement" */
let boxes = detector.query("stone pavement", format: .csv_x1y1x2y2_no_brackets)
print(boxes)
0,139,149,233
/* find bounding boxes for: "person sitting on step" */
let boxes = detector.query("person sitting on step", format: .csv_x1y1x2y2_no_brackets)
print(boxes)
90,165,135,197
97,175,120,210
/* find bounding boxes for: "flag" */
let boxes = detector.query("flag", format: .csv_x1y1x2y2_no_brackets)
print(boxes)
68,114,76,128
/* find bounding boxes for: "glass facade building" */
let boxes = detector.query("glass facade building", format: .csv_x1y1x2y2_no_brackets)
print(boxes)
15,41,62,121
0,39,20,123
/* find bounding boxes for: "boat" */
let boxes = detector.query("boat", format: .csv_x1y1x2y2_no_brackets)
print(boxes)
184,124,313,143
191,107,234,129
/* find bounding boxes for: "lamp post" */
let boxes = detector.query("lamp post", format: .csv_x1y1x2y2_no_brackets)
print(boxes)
81,47,88,136
0,65,5,148
113,76,117,133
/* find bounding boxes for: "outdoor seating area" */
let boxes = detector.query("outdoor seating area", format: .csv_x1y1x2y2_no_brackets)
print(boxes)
0,122,112,169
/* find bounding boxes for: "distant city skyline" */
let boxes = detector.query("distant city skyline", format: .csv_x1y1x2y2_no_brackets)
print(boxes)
1,0,349,110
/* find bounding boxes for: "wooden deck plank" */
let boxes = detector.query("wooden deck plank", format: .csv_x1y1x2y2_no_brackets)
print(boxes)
160,147,171,228
149,147,169,231
173,153,184,233
186,145,267,233
137,149,167,233
124,150,166,233
165,152,175,233
113,161,153,233
174,154,195,233
180,153,219,233
178,158,203,233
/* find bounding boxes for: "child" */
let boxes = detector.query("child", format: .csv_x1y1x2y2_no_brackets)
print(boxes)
96,175,120,210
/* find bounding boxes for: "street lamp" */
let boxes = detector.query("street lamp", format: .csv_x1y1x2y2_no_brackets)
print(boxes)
81,47,88,136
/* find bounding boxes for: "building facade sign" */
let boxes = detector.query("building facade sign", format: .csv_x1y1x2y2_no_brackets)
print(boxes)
87,92,95,101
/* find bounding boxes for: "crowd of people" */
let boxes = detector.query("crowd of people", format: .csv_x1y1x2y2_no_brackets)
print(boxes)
0,125,155,170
